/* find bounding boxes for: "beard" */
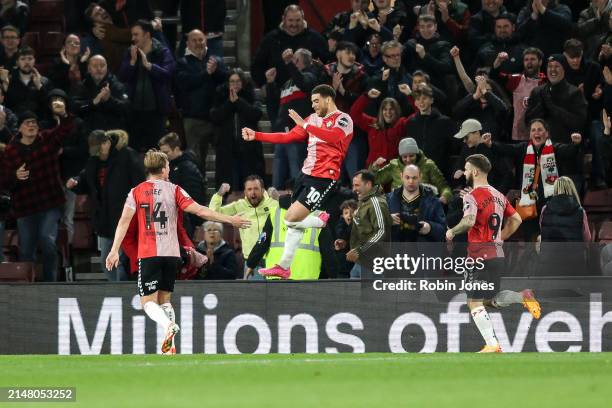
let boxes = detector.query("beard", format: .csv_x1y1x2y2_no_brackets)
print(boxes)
465,173,474,187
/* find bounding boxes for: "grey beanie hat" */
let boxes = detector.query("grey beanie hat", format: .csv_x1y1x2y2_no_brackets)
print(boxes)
398,137,419,156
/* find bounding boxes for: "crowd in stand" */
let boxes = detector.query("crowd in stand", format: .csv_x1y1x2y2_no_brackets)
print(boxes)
0,0,611,281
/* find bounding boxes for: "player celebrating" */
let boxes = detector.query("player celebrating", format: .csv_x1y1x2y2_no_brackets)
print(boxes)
446,154,541,353
105,150,249,354
242,84,353,279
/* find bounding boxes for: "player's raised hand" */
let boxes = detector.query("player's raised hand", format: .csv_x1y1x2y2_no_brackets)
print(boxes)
445,228,455,242
231,215,252,229
105,250,119,271
288,109,305,127
242,127,256,141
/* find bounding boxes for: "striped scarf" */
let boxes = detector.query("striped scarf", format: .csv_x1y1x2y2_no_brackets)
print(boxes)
519,139,558,206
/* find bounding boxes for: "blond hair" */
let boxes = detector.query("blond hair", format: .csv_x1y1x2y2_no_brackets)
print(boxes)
553,176,581,204
144,149,168,175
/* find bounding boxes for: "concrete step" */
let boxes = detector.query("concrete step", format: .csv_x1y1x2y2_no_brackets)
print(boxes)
226,9,238,22
225,24,237,41
223,55,236,66
258,119,271,132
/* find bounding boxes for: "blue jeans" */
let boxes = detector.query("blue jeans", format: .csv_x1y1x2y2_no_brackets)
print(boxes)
0,220,5,263
350,264,361,279
98,236,128,281
343,132,368,181
590,120,607,183
272,142,307,189
17,208,62,282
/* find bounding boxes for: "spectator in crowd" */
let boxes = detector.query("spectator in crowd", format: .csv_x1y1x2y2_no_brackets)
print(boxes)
474,13,525,73
482,119,583,231
100,0,153,28
210,68,265,189
360,33,384,76
537,176,592,275
4,47,51,117
468,0,507,52
49,34,90,95
177,29,227,172
403,15,454,94
251,4,328,87
406,83,458,178
386,164,446,244
1,104,73,281
158,132,206,239
0,25,20,70
525,54,588,144
452,119,511,193
40,89,88,244
324,0,372,40
323,42,369,114
371,137,453,203
342,2,394,48
517,0,573,58
418,0,471,45
369,40,413,116
453,74,510,138
67,129,145,281
195,221,239,280
411,68,448,109
246,192,323,280
209,176,279,279
350,87,412,167
348,170,392,278
0,0,28,35
333,199,358,279
179,0,227,57
0,84,17,140
118,19,176,152
577,0,612,60
82,2,132,74
71,55,130,133
264,48,316,189
491,47,546,141
372,0,408,35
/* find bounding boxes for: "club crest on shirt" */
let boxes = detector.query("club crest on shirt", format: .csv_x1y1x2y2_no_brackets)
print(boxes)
325,121,332,128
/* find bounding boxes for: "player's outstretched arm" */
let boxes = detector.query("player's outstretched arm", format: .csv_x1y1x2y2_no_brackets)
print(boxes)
242,125,307,144
448,214,475,238
500,212,522,241
185,202,251,229
105,205,136,271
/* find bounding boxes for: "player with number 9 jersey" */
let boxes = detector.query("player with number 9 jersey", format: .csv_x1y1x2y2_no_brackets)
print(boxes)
462,185,517,260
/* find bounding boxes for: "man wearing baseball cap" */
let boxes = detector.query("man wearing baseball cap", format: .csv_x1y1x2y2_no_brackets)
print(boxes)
0,100,74,281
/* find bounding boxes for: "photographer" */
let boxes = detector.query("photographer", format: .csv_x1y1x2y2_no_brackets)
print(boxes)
386,164,446,243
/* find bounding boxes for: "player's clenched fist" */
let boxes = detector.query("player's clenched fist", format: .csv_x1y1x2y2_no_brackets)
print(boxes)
242,127,256,141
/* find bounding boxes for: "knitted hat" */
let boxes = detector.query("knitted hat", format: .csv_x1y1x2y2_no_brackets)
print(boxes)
17,110,38,126
398,137,419,155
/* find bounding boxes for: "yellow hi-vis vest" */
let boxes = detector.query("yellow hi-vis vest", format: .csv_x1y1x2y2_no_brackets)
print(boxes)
265,207,322,280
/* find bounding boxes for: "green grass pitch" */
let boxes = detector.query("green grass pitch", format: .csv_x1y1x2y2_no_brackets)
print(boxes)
0,353,610,408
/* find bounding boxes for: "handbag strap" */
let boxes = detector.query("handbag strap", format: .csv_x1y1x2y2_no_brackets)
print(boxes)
531,161,541,191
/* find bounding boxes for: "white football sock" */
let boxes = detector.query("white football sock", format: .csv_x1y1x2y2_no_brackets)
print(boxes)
491,290,523,308
160,303,175,323
293,213,325,229
471,306,499,347
278,227,304,269
143,301,172,329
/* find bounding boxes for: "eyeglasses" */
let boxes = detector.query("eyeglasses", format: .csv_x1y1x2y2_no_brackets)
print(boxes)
383,53,401,58
205,229,221,233
66,41,80,46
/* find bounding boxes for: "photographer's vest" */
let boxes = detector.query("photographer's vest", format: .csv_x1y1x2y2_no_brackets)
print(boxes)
266,207,321,280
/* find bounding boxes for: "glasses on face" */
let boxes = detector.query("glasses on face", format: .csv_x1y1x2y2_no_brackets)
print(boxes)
205,229,221,233
66,41,80,46
384,53,401,59
3,36,18,40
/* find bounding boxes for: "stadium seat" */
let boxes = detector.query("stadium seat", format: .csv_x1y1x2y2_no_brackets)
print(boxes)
74,195,91,218
37,31,65,58
584,189,612,213
30,1,66,32
72,219,95,250
21,32,40,51
0,262,35,282
2,229,19,261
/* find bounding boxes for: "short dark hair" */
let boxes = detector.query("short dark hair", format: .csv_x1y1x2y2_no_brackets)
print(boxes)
312,84,336,99
336,41,358,55
412,70,430,83
528,118,550,132
353,169,376,185
523,47,543,61
340,199,358,212
495,12,516,24
1,24,19,37
16,46,35,59
412,83,433,99
418,15,437,25
84,3,97,21
132,19,154,36
158,132,182,150
563,38,583,58
465,154,492,174
244,174,264,189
